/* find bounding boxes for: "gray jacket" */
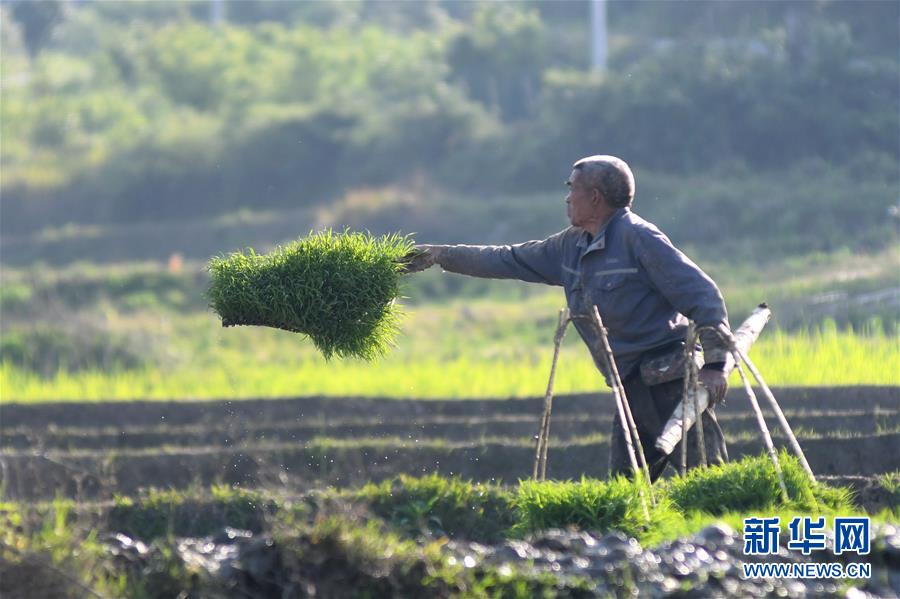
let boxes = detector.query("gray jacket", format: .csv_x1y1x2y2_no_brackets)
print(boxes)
438,208,730,382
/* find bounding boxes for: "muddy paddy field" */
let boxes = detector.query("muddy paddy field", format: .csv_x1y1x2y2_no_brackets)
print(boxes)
2,386,898,502
1,386,899,597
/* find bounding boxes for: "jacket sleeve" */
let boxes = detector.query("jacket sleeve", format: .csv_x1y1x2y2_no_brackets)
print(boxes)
634,227,731,363
437,229,570,286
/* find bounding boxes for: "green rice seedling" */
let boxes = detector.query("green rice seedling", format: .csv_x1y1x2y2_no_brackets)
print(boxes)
665,451,854,516
513,476,684,539
877,471,900,515
207,230,414,360
877,470,900,495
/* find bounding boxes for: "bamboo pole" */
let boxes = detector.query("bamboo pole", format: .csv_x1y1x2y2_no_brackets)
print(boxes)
588,307,655,509
682,324,708,468
733,341,815,481
690,362,707,468
532,308,570,480
732,350,790,502
532,407,550,479
679,332,693,475
711,322,813,488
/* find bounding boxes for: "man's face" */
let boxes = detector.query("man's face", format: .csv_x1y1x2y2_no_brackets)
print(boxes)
565,169,597,228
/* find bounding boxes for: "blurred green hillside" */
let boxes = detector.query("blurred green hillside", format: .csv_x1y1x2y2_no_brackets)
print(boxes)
2,0,897,266
1,0,898,397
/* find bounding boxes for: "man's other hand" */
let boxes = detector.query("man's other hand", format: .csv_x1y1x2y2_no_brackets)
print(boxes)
698,368,728,405
400,245,441,274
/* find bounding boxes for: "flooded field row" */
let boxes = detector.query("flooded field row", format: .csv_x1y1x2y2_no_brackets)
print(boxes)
2,388,897,502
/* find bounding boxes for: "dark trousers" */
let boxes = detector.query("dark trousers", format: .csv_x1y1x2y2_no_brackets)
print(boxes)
609,375,728,482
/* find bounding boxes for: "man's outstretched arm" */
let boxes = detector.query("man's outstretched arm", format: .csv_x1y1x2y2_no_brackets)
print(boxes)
403,229,573,286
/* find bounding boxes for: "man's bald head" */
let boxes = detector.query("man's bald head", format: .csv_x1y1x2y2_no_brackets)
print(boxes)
572,155,635,209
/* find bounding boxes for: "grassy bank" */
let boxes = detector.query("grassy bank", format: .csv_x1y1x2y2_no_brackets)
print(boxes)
1,453,895,598
2,315,897,402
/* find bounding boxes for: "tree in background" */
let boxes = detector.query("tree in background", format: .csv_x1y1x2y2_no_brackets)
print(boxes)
0,0,895,263
9,0,62,59
447,4,546,122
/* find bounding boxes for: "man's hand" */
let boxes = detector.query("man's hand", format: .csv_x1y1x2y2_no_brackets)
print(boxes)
698,367,728,405
400,245,443,274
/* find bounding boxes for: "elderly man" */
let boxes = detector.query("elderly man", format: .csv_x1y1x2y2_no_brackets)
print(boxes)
406,155,731,481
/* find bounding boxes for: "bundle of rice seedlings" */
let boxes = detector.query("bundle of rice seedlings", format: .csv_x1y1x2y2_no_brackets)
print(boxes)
207,230,414,360
664,451,854,515
513,476,683,539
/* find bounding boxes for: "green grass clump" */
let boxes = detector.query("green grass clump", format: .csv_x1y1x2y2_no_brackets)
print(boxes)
207,230,413,360
877,471,900,516
665,451,854,515
108,485,276,541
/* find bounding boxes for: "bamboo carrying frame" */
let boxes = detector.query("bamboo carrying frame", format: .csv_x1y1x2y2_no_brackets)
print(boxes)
531,306,816,502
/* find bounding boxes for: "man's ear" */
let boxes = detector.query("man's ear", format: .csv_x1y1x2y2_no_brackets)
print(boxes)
592,188,603,206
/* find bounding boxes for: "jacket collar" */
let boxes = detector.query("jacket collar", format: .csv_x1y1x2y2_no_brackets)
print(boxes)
576,208,628,254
